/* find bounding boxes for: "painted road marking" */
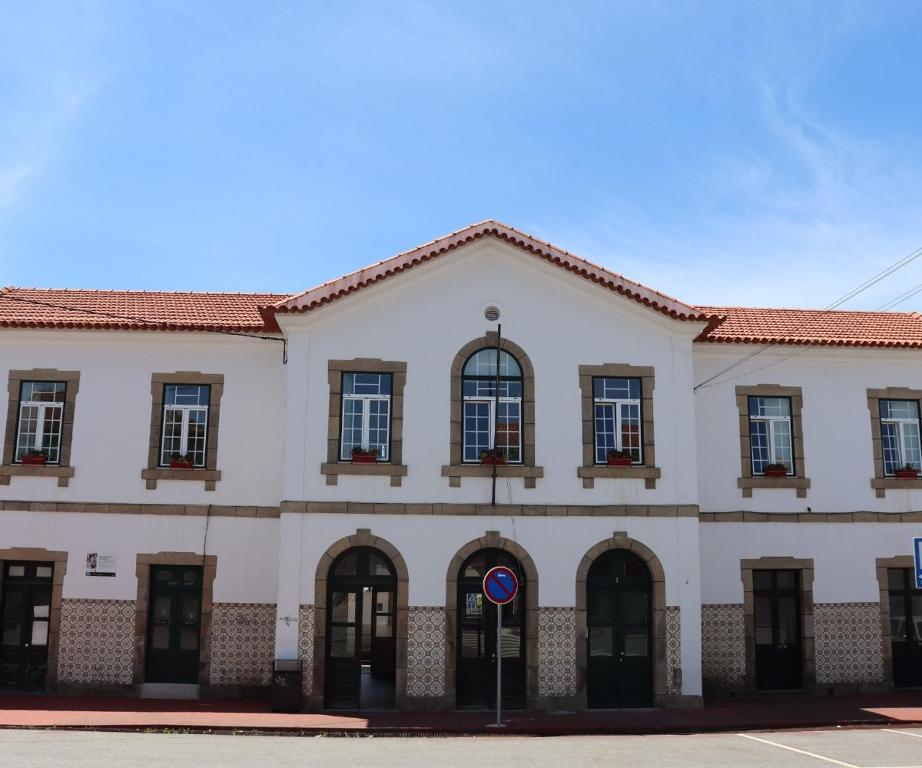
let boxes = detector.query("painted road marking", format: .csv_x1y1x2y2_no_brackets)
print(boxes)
882,728,922,740
736,733,860,767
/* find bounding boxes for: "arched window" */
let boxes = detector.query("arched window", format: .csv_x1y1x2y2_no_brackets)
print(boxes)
462,349,523,463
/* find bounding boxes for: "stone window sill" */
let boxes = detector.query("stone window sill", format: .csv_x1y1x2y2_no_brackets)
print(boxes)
738,476,811,499
441,464,544,489
0,464,75,488
871,477,922,498
577,465,661,489
320,462,408,487
141,468,222,491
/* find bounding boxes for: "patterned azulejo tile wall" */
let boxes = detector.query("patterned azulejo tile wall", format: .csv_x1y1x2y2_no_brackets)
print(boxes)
406,606,446,698
57,599,135,687
209,603,277,687
701,603,746,689
664,606,681,695
298,604,314,696
814,602,884,684
538,607,576,697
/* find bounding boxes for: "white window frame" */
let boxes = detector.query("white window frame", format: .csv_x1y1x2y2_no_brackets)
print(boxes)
880,399,922,476
593,389,643,465
159,387,209,468
749,397,793,476
340,375,391,461
15,382,65,464
462,395,522,463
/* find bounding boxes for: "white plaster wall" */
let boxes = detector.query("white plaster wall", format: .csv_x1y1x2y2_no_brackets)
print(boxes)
0,331,284,506
0,510,279,603
700,522,916,604
280,240,704,507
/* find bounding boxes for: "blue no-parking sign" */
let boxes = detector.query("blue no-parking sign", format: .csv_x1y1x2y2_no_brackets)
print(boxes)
483,566,519,606
914,537,922,589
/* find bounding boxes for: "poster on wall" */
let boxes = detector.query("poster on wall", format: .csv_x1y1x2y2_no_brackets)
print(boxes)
85,552,116,577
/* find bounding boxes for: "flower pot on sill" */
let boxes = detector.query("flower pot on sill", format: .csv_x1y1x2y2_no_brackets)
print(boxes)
21,456,47,466
169,459,194,470
763,468,788,478
481,456,506,466
351,453,378,464
606,457,633,467
895,470,919,479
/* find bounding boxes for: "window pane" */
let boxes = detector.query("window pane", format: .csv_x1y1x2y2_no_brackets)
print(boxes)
340,398,365,459
890,595,908,641
750,420,770,474
40,405,63,462
463,349,521,378
882,422,901,475
619,402,642,461
902,422,922,469
881,399,920,420
889,568,908,591
594,404,616,463
180,627,198,651
589,627,612,657
500,626,521,658
331,592,357,623
777,595,798,645
750,396,790,418
21,381,65,403
330,626,356,657
593,377,640,400
369,553,392,577
165,384,209,407
460,625,484,657
15,404,40,461
333,552,357,576
771,419,793,467
161,408,184,465
496,401,521,462
343,373,391,396
463,401,491,462
186,409,207,467
755,597,772,645
367,399,390,459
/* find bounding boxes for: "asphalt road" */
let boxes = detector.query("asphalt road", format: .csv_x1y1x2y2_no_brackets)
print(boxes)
1,727,921,767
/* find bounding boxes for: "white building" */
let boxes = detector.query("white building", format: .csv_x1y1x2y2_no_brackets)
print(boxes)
1,221,920,710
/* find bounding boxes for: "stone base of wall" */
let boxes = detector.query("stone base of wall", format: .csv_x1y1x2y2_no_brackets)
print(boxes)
57,599,135,691
209,603,276,690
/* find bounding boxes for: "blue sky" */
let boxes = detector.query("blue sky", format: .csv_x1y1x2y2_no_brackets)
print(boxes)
2,1,922,310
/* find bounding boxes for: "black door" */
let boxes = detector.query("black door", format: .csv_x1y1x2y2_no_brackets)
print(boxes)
145,565,203,684
0,562,53,691
754,569,803,690
887,568,922,687
586,550,653,708
325,547,397,710
456,549,526,710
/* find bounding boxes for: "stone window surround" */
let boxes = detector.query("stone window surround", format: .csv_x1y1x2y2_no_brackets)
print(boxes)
442,333,543,489
0,547,68,690
735,385,811,499
321,359,408,487
1,369,80,488
875,555,914,689
574,534,674,708
445,532,539,707
141,372,224,491
310,529,409,709
867,388,922,498
741,557,816,692
576,364,660,490
133,552,217,687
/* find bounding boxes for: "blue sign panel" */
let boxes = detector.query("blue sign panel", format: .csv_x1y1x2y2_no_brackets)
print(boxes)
483,566,519,605
915,537,922,590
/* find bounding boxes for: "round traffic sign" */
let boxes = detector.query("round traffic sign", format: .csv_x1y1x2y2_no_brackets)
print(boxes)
483,565,519,605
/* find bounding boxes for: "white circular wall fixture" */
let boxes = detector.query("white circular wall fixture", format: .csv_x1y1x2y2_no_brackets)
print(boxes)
484,305,501,322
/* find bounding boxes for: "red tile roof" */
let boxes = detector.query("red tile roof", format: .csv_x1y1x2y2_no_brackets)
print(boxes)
0,287,287,333
696,306,922,349
273,220,713,323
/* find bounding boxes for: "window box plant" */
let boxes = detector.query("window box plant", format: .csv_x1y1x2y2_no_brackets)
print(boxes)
763,462,789,478
169,452,195,470
21,448,48,466
480,448,506,466
895,464,919,479
351,447,379,464
606,449,634,467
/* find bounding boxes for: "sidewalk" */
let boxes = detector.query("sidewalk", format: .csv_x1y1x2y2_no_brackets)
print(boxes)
0,692,921,736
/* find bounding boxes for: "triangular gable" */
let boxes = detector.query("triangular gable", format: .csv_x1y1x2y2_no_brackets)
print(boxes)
270,220,714,324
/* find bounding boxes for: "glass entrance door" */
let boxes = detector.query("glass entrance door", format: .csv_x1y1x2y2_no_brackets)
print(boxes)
586,550,653,708
754,569,803,690
887,568,922,687
325,547,397,710
0,562,53,691
145,565,203,684
456,549,526,710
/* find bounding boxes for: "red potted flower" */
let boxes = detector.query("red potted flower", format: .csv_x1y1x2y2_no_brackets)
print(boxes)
606,449,634,467
169,452,195,469
480,448,506,466
351,446,379,464
895,464,919,479
21,448,48,466
763,462,789,478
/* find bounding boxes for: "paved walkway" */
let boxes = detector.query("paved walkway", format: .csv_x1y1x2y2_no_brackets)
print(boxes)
0,691,921,735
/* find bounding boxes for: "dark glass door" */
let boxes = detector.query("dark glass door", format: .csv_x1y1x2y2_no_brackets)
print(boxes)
887,568,922,687
456,549,526,710
0,562,53,691
586,550,653,708
325,548,397,710
754,569,803,690
145,565,203,684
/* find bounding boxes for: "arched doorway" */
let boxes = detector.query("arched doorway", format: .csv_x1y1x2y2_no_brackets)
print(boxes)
455,548,526,709
586,549,654,708
324,546,397,710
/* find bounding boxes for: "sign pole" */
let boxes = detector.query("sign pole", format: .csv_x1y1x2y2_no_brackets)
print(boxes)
496,601,502,727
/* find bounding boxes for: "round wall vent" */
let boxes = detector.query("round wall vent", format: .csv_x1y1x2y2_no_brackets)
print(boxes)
484,305,500,322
